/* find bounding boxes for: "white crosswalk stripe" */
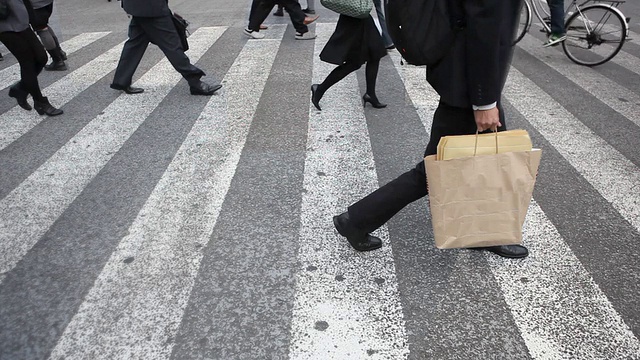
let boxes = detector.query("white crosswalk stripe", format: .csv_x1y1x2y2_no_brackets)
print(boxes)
288,23,408,359
0,23,639,359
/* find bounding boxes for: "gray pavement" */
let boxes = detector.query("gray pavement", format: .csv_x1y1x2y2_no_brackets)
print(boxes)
0,0,639,359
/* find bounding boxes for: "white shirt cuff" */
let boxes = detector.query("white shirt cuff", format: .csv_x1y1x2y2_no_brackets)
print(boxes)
472,102,497,111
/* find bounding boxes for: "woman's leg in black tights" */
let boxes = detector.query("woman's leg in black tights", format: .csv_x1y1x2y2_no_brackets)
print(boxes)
365,59,380,99
317,62,361,98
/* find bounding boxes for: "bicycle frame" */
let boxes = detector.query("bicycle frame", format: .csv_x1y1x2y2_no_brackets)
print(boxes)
524,0,629,38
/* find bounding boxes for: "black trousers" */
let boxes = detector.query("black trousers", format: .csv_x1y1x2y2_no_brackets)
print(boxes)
248,0,308,34
0,29,48,101
348,101,507,233
31,4,54,29
112,15,205,88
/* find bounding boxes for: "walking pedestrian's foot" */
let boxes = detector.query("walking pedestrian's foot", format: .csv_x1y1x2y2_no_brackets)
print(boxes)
333,212,382,252
302,8,315,14
9,82,32,111
470,245,529,258
110,83,144,94
259,24,268,30
303,15,319,25
311,84,322,110
273,8,284,16
190,82,222,96
543,33,566,47
296,31,317,40
244,28,265,39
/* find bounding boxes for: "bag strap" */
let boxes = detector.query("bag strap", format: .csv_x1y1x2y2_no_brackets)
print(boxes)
473,130,499,156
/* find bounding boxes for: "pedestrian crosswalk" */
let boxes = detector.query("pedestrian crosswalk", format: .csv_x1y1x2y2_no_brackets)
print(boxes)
1,21,639,360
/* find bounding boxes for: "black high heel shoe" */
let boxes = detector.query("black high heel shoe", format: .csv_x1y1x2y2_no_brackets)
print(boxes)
8,82,32,111
311,84,322,111
362,94,387,109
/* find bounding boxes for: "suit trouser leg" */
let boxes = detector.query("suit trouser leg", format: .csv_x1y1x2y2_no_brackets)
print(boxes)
140,16,206,86
281,0,309,34
347,101,504,233
306,0,315,11
249,0,277,32
112,18,150,87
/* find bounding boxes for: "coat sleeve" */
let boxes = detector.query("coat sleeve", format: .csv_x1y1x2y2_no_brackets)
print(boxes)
462,0,503,107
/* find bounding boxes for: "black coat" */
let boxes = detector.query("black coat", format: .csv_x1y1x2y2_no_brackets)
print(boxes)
122,0,171,18
427,0,523,108
320,15,387,66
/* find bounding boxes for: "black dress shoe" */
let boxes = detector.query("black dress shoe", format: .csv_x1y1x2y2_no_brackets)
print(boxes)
110,83,144,94
8,82,32,111
311,84,322,111
333,212,382,251
190,82,222,96
472,245,529,258
33,97,63,116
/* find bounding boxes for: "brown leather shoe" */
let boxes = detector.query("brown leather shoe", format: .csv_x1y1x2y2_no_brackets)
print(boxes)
259,24,268,30
303,15,319,25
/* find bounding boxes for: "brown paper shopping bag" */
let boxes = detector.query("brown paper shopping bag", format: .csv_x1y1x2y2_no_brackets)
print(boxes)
425,133,542,249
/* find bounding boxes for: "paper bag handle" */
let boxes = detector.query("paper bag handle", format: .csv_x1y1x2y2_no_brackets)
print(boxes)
473,130,499,156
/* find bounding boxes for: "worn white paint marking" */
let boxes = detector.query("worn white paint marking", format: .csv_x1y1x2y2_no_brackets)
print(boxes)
392,51,640,358
0,32,110,90
0,40,126,150
0,27,227,282
49,25,285,360
504,67,640,234
487,200,640,359
288,23,409,360
518,35,640,127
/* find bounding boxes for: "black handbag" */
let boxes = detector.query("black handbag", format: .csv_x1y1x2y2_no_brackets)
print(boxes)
172,12,190,51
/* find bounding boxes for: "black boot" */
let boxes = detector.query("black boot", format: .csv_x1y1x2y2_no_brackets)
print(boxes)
8,82,32,111
34,97,63,116
45,48,68,71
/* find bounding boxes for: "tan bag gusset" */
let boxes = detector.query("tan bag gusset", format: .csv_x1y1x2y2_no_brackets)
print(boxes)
426,129,542,249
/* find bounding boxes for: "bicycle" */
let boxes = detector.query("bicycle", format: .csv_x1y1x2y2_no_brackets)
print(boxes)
515,0,630,66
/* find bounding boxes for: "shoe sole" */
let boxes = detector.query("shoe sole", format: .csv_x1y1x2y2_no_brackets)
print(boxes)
190,84,222,96
470,247,529,258
543,37,566,47
243,31,265,40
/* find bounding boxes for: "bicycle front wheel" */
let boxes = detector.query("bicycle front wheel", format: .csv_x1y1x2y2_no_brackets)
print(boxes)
562,4,627,66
